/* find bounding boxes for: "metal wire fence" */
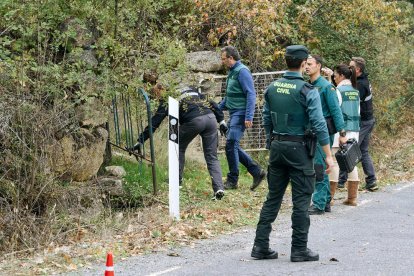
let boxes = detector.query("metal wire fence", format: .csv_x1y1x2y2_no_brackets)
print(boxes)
202,71,285,152
108,88,158,194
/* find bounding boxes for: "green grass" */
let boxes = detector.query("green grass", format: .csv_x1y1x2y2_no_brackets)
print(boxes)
109,155,168,200
109,150,271,226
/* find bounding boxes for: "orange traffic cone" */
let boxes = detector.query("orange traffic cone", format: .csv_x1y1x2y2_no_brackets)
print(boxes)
104,252,114,276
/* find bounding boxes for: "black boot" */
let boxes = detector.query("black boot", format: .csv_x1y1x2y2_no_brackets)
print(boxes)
211,189,224,200
324,203,331,213
251,170,266,191
251,245,278,260
290,248,319,262
365,182,378,191
308,206,324,215
224,180,238,190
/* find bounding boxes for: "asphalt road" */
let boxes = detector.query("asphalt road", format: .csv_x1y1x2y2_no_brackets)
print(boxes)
76,181,414,276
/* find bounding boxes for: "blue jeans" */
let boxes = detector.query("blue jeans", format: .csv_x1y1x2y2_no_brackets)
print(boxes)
225,113,261,183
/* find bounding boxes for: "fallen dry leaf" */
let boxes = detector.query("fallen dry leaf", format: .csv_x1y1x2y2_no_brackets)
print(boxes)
67,263,77,270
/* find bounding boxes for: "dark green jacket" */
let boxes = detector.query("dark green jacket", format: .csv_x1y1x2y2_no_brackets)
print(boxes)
263,71,330,146
311,76,345,132
225,63,249,110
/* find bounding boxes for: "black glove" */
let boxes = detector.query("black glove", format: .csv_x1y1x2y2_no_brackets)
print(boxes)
219,122,228,137
127,142,142,155
265,137,270,150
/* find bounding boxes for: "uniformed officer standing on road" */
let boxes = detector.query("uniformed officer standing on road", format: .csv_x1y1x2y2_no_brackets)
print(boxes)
251,45,334,262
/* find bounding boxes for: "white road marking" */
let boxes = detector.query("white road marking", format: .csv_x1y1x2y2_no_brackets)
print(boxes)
148,266,182,276
393,182,414,192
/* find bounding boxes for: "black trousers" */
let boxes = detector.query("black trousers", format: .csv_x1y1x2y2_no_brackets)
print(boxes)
179,113,224,193
339,118,377,185
254,140,315,250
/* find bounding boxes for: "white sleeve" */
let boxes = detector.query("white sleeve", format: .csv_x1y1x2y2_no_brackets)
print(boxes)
336,88,342,106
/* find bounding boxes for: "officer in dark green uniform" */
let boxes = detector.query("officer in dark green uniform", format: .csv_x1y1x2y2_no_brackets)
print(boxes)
306,55,346,214
251,45,334,262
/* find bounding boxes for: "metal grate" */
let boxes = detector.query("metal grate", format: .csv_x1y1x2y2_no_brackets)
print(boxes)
202,71,285,152
108,88,158,194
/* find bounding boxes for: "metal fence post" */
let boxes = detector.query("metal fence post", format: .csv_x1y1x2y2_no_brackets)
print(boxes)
138,88,158,195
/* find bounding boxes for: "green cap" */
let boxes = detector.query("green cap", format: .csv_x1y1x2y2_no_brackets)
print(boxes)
285,45,309,59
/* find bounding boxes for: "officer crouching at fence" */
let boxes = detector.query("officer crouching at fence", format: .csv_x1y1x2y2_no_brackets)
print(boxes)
129,84,228,200
251,45,334,262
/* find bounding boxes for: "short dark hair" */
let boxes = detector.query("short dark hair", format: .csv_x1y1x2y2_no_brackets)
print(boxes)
351,57,366,73
285,56,306,69
310,54,324,68
221,46,240,61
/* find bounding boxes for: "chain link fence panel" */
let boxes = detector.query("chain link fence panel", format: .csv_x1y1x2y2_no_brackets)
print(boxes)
201,71,285,152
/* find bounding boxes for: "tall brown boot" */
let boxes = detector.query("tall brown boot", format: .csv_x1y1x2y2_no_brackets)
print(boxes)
329,181,337,206
343,181,359,206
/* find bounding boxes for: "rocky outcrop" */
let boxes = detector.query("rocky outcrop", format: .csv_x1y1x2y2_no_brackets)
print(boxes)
47,127,108,182
98,177,124,197
46,18,109,182
185,51,223,73
105,166,127,178
75,97,108,128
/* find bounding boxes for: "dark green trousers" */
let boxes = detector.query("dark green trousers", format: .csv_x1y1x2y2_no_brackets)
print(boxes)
313,137,334,210
254,140,315,250
312,144,329,210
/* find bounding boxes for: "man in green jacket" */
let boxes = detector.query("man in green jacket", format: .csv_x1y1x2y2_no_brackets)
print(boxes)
219,46,266,191
305,55,347,215
251,45,333,262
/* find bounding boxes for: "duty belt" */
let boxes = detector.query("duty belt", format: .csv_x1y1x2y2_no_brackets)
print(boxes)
271,133,305,142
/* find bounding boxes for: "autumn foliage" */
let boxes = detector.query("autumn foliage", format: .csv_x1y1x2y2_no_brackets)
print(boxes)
0,0,412,261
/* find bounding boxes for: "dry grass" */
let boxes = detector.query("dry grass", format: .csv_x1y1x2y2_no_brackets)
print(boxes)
0,128,413,275
370,127,414,184
0,174,270,274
